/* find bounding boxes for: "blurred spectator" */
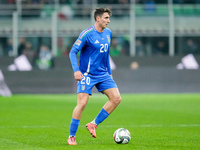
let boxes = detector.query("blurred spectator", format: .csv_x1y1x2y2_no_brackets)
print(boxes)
8,0,15,4
17,37,26,56
121,36,130,56
155,0,168,4
182,0,196,4
110,38,122,57
136,39,144,56
60,0,72,4
183,39,198,54
6,38,13,57
23,42,34,57
119,0,130,4
0,45,3,56
173,0,183,4
40,4,54,18
144,0,156,13
130,61,139,70
58,5,74,20
32,0,40,4
62,46,71,56
36,44,53,70
173,0,200,3
57,37,64,56
153,40,168,55
98,0,111,4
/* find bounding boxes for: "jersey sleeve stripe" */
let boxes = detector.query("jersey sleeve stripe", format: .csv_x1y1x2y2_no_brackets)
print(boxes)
80,27,93,39
83,58,91,76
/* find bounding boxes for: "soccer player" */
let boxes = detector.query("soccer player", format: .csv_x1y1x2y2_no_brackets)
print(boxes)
67,8,121,145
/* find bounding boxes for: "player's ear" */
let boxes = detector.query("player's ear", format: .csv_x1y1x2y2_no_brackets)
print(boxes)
96,16,100,21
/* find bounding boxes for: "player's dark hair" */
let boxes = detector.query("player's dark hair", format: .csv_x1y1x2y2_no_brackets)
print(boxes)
94,8,112,21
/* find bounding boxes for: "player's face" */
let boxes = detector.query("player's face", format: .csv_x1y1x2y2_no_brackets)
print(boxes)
98,12,110,29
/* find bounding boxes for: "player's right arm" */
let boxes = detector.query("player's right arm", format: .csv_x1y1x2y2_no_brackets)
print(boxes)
69,47,83,81
69,26,91,81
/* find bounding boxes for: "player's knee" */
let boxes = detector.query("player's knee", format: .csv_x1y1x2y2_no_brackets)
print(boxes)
78,100,88,110
117,96,122,104
112,95,121,105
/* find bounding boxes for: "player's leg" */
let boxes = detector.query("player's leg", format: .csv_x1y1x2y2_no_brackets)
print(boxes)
86,88,121,138
69,73,94,144
86,74,121,138
68,93,89,145
102,87,121,114
72,93,89,119
93,88,121,124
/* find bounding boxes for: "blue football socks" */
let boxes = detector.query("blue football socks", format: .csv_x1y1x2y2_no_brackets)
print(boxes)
69,109,109,136
69,118,80,137
94,108,109,126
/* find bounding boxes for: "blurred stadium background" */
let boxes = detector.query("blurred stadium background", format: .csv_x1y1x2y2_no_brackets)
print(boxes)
0,0,200,95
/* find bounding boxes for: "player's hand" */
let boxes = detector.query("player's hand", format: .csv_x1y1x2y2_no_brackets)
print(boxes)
74,71,84,81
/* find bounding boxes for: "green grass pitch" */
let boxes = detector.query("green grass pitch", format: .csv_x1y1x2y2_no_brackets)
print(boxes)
0,94,200,150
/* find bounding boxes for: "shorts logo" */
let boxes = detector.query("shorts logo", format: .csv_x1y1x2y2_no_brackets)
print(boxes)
76,40,81,46
82,85,85,91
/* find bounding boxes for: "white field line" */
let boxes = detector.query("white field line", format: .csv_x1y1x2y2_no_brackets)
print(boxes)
0,124,200,129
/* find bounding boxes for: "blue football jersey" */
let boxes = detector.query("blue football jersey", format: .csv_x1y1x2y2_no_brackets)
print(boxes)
71,25,112,76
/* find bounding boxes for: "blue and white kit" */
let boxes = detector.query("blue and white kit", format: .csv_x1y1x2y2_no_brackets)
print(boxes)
69,25,117,95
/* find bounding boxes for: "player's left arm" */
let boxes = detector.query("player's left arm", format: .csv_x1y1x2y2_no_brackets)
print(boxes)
107,54,112,76
107,31,112,77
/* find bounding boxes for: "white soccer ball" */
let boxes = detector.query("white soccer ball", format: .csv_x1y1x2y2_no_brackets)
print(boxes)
113,128,131,144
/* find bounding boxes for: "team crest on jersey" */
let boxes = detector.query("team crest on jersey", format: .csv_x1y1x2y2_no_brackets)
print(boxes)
107,35,110,43
76,40,81,46
82,85,85,91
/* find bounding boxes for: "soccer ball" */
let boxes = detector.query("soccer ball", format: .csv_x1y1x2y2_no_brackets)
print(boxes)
113,128,131,144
